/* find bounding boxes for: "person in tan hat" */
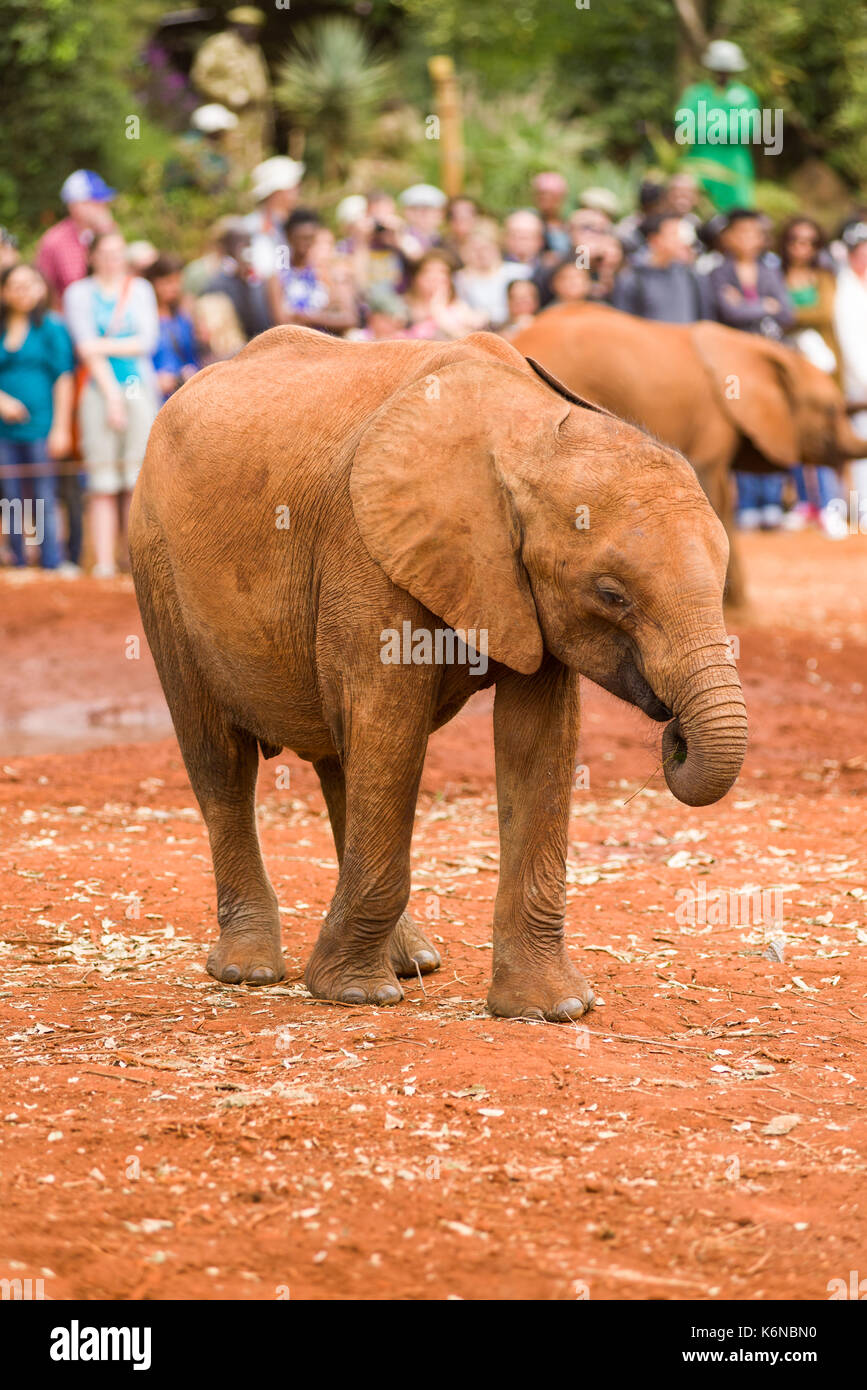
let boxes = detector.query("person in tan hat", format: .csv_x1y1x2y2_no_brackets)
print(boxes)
191,8,272,176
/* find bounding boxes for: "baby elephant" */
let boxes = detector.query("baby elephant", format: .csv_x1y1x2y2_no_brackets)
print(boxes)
129,327,746,1022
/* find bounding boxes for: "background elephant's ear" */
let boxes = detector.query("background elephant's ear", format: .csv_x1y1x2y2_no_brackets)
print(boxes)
350,362,561,675
691,323,798,467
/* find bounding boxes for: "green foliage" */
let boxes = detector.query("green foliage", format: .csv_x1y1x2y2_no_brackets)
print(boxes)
112,178,240,263
394,0,679,154
408,85,642,218
392,0,867,187
751,179,802,223
274,18,394,181
3,0,866,246
719,0,867,185
0,0,162,235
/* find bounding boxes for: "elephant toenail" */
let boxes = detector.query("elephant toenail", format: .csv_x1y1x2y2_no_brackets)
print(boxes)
521,1006,546,1020
248,967,275,986
555,997,586,1020
374,985,402,1005
340,988,366,1005
414,950,437,971
222,965,241,984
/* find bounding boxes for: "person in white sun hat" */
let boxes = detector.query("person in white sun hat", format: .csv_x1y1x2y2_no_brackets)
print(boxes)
244,156,306,281
398,184,447,261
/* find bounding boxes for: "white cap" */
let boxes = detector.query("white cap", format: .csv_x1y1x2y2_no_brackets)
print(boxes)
702,39,747,73
399,183,447,209
191,104,239,134
250,156,305,202
335,194,368,226
579,186,620,217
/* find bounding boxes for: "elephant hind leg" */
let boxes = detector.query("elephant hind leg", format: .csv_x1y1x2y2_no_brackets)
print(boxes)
305,700,433,1006
389,915,441,977
132,537,284,985
313,754,441,979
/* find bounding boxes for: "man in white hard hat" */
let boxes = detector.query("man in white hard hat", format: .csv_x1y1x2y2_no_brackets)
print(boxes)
168,105,239,193
191,103,239,136
675,38,761,212
244,156,305,280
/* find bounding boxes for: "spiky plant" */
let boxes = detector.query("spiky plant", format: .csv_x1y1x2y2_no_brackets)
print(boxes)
275,18,393,182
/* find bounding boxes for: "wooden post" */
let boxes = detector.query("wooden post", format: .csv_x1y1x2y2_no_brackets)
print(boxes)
428,55,463,198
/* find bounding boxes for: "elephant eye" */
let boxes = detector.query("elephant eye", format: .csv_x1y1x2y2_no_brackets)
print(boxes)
595,579,630,609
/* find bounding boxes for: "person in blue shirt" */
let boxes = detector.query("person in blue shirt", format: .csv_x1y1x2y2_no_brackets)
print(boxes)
145,254,200,402
0,263,74,569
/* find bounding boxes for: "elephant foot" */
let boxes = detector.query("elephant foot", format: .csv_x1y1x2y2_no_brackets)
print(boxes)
207,927,286,986
487,952,595,1023
389,912,442,978
304,943,404,1007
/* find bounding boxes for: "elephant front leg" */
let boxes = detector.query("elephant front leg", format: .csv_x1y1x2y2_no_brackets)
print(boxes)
487,657,595,1023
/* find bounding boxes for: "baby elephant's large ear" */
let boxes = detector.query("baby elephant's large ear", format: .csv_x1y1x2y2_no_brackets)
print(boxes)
351,361,565,675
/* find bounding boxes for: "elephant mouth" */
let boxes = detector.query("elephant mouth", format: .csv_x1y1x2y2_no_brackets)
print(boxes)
617,660,673,722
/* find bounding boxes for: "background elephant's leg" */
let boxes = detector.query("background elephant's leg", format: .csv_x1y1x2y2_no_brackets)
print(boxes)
314,754,441,978
488,657,594,1022
305,710,429,1006
698,460,748,609
715,470,748,608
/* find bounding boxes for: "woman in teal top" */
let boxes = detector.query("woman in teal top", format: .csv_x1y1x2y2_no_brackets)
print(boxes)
0,262,74,568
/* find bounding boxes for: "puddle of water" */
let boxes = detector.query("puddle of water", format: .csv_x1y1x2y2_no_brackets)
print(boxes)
0,698,174,757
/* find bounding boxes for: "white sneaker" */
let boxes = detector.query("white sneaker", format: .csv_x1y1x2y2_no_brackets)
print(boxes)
57,561,82,577
760,504,784,530
737,508,761,531
782,504,809,531
91,563,117,579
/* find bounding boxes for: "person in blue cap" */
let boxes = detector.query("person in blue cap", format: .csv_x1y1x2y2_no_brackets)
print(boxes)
35,171,117,309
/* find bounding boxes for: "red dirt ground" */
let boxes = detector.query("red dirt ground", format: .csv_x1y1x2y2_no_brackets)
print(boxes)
1,531,866,1301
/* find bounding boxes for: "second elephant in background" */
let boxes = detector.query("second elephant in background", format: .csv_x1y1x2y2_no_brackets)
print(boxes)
513,302,867,606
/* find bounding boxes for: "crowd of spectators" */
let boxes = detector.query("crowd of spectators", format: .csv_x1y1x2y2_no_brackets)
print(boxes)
2,157,867,575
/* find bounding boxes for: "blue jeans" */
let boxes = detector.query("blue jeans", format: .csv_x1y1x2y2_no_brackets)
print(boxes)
793,464,839,510
736,471,783,513
0,437,62,568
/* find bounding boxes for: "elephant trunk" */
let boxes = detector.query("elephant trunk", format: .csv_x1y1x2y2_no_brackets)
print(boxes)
654,630,748,808
836,415,867,459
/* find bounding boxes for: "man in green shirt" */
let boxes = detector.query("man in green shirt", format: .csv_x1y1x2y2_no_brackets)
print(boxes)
675,40,761,212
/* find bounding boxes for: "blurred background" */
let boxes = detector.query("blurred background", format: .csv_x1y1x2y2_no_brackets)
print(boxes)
3,0,866,247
